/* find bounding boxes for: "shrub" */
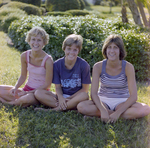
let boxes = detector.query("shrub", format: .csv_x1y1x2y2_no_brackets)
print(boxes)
79,0,85,9
46,0,81,11
11,0,41,7
83,0,90,6
8,16,150,81
66,10,90,16
0,7,27,32
46,11,72,17
1,2,42,15
40,7,46,15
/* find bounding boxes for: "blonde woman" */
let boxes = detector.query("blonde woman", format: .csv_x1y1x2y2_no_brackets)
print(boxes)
0,26,56,107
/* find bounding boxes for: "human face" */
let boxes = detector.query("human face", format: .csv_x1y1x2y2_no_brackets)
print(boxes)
64,44,79,62
29,34,44,52
106,42,120,61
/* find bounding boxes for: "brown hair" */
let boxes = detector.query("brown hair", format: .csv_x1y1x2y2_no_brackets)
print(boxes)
102,34,127,60
25,26,49,45
62,34,83,53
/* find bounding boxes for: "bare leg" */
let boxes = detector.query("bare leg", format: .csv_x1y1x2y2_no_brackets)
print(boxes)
77,100,114,117
52,92,89,111
116,102,150,119
0,85,22,102
34,89,57,107
6,93,39,107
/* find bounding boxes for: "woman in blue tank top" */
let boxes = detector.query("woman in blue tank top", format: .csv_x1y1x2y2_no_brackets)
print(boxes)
77,34,150,123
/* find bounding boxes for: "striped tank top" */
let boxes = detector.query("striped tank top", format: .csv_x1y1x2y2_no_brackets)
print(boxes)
98,59,130,98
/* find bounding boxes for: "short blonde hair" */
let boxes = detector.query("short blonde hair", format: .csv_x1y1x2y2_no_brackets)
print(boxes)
25,26,49,45
62,34,83,53
102,34,127,60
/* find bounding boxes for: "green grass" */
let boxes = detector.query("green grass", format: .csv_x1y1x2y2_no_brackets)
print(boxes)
85,5,149,19
0,31,150,147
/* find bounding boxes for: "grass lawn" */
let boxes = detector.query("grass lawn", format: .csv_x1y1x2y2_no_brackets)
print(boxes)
0,31,150,147
85,5,149,20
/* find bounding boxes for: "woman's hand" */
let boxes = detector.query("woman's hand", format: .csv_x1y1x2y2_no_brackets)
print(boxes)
108,111,121,123
100,109,110,123
10,87,18,97
58,97,68,110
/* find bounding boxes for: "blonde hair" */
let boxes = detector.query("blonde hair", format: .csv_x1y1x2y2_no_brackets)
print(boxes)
25,26,49,45
102,34,127,60
62,34,83,53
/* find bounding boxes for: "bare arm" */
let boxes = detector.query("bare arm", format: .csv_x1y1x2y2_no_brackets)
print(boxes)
55,84,67,110
14,52,27,89
91,62,110,122
11,52,27,96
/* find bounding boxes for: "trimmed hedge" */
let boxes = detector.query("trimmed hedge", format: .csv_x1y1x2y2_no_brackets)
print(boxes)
1,2,42,16
8,15,150,81
46,11,72,17
11,0,41,7
66,10,90,16
0,7,27,32
46,0,81,11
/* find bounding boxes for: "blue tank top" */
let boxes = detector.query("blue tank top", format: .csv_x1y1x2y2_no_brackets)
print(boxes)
98,59,130,98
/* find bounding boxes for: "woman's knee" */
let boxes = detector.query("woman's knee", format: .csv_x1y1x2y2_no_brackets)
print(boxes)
77,101,89,114
122,103,150,119
34,90,44,101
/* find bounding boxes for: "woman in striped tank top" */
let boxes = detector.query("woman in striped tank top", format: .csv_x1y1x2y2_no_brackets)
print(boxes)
0,27,56,107
77,34,150,123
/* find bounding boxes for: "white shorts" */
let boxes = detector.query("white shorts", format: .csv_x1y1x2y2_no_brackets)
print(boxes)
99,96,128,111
63,94,71,98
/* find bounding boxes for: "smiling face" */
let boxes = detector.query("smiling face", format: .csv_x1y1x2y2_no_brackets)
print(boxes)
64,43,79,62
106,42,120,61
29,35,45,52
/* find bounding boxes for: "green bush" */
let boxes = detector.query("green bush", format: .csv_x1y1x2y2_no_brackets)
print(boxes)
1,2,42,15
66,10,90,16
0,7,27,32
79,0,85,9
46,0,81,11
11,0,41,7
40,7,46,15
46,11,72,16
8,16,150,81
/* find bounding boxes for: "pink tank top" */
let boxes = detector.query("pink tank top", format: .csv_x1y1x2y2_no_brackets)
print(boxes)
25,50,50,89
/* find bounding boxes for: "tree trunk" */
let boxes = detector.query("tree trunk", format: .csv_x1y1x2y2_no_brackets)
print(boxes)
126,0,143,26
137,0,148,27
121,5,128,23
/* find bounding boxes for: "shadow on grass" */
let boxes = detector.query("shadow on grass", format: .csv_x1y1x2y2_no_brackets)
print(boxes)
0,103,149,147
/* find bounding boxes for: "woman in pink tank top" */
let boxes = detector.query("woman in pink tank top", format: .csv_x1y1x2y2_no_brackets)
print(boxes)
0,27,57,107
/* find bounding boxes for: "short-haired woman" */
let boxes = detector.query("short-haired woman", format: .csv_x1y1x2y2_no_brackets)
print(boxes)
35,34,91,111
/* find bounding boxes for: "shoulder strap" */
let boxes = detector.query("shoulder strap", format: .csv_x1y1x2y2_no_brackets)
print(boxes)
101,59,107,74
122,60,126,73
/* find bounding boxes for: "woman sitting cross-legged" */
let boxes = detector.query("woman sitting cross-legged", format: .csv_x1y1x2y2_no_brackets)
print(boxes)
0,26,56,107
35,34,91,111
77,34,150,123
